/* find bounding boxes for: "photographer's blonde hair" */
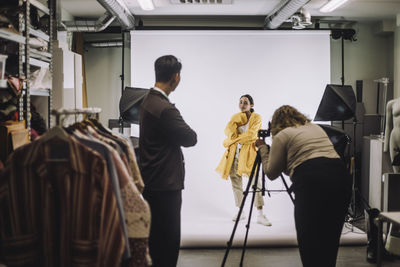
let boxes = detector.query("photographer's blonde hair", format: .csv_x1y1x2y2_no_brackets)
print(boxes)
270,105,311,136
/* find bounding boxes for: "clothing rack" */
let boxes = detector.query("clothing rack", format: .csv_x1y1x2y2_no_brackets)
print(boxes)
51,107,101,126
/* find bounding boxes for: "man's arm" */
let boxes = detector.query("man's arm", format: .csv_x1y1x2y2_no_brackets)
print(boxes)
161,106,197,147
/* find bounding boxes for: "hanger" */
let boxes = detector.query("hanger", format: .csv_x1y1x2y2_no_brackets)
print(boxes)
39,126,71,162
82,119,97,129
40,126,70,143
88,118,112,134
67,121,87,134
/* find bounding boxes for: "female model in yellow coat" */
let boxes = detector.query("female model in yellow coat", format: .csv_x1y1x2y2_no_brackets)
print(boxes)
216,94,271,226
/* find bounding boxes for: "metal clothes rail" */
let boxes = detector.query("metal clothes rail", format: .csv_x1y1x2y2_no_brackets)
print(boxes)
51,107,101,126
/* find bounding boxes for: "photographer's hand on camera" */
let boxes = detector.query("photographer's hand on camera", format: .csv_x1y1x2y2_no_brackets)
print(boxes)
255,139,264,148
255,139,269,152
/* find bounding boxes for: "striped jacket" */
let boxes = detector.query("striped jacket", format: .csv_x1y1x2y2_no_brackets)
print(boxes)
0,133,125,267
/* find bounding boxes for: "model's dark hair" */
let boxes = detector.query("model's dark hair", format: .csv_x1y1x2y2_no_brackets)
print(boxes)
240,94,254,113
155,55,182,82
270,105,311,136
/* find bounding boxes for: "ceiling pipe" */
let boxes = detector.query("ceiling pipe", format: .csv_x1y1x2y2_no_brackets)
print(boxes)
264,0,311,29
86,40,123,48
63,12,116,32
97,0,135,30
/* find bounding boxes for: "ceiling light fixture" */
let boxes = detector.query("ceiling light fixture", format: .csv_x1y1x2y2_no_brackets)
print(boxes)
319,0,349,13
137,0,155,10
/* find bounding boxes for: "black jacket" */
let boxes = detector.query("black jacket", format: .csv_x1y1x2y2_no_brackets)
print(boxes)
139,89,197,191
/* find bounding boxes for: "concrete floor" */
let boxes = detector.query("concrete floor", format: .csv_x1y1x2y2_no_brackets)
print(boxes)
177,246,400,267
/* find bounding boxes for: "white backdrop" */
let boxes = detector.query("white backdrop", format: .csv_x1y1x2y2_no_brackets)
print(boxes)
130,31,365,247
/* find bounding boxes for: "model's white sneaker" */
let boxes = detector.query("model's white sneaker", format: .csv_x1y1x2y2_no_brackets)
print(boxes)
232,212,246,221
257,214,272,226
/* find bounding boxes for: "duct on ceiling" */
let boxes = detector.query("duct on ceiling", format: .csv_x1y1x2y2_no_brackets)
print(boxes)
264,0,311,29
97,0,135,30
63,12,116,32
62,0,135,32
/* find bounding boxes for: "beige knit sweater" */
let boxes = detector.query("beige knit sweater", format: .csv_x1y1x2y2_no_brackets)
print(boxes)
259,123,340,180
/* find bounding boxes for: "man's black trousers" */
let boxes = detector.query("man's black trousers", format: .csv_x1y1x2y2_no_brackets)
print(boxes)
143,189,182,267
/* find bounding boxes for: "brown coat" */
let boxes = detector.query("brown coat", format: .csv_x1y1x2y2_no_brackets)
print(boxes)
139,89,197,191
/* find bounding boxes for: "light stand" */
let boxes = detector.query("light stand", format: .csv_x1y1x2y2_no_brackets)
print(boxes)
348,115,360,222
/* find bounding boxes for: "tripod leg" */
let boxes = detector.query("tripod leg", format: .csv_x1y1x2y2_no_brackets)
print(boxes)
221,154,260,267
280,174,295,204
240,157,262,267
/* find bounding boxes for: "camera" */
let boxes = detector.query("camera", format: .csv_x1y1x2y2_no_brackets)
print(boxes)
258,129,270,138
258,121,271,138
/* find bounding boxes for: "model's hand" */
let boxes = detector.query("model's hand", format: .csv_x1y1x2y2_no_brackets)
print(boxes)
244,111,251,120
255,139,266,148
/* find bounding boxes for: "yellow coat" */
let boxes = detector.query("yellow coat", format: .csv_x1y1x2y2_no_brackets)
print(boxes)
216,112,262,179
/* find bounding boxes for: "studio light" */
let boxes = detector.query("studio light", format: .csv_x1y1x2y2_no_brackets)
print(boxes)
264,0,310,29
291,8,312,30
292,16,305,29
314,84,356,121
137,0,155,10
319,0,349,13
120,87,149,124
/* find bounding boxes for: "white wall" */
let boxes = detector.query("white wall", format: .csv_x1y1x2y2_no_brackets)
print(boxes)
84,46,122,126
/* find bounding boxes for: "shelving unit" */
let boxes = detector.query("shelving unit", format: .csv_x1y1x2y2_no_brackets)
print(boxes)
0,0,56,137
0,29,26,44
0,0,57,142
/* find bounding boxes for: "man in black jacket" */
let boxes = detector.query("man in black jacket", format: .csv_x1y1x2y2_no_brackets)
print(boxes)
139,55,197,267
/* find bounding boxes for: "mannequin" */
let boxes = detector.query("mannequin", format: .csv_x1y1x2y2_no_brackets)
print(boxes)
384,98,400,172
383,98,400,256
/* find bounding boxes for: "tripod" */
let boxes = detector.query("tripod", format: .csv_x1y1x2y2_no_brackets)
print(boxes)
221,149,295,267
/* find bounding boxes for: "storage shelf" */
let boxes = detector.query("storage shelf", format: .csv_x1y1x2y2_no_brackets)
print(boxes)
30,58,50,68
0,29,26,44
30,0,50,15
10,0,54,137
23,57,50,68
22,49,51,62
30,49,52,59
30,88,50,96
29,27,49,42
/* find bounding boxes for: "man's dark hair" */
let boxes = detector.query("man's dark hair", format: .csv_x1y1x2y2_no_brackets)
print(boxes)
155,55,182,82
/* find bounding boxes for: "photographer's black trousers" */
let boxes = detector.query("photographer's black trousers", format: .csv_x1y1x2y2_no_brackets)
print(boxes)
292,157,352,267
143,189,182,267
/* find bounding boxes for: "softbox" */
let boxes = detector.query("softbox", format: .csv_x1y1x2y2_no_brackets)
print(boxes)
318,124,350,160
314,84,356,121
119,87,149,124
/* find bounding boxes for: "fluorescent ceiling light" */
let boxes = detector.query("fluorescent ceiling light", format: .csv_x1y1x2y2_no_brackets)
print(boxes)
137,0,155,10
319,0,349,13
